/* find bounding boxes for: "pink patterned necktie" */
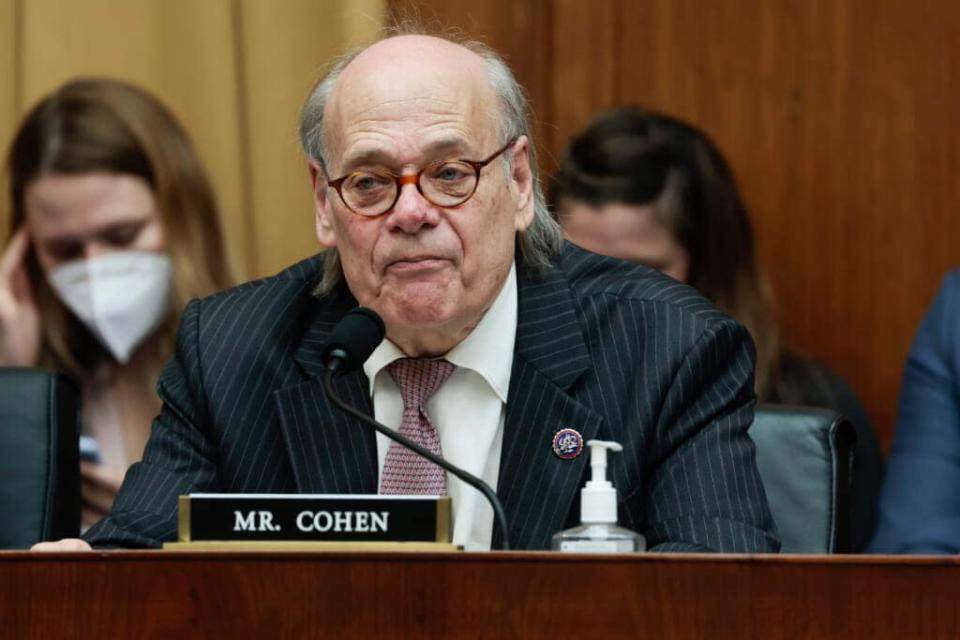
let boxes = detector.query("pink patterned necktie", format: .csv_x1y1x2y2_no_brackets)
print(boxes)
380,358,456,495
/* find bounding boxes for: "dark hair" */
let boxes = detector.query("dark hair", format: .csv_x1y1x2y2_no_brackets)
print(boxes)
551,107,781,396
5,77,234,379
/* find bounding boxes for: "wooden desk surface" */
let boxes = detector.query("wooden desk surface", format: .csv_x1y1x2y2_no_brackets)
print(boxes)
1,551,956,639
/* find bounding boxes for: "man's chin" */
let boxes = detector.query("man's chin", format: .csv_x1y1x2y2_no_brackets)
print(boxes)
378,289,460,330
383,303,454,329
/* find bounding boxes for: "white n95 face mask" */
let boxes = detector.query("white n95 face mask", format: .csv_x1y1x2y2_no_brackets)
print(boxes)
47,251,173,364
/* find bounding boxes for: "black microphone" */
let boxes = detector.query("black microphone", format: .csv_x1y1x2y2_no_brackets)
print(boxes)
322,307,385,374
321,307,512,551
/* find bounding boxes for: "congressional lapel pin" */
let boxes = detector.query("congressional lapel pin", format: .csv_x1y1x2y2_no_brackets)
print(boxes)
552,428,584,460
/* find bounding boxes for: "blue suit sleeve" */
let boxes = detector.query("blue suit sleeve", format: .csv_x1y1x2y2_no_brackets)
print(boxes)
870,270,960,553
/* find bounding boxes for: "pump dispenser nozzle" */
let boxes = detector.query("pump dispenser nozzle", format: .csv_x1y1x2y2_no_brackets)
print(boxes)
587,440,622,486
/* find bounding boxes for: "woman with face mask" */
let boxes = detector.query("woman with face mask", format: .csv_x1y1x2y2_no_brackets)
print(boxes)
3,78,234,529
550,107,885,552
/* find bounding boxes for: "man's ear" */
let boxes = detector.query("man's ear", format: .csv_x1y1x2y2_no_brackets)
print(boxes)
509,136,536,231
309,161,337,248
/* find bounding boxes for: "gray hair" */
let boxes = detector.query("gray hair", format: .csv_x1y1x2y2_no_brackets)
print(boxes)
298,32,563,296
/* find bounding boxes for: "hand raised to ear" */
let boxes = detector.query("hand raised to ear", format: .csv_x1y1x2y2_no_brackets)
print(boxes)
0,228,40,366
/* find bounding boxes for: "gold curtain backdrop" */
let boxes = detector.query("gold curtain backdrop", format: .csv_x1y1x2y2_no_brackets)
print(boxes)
0,0,386,280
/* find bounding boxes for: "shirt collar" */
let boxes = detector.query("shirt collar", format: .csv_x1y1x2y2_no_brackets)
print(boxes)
362,262,517,403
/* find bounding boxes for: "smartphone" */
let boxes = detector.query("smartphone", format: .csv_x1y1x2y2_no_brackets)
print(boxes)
79,436,103,465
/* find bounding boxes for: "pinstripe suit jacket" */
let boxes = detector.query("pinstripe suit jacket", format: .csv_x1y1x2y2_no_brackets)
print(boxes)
84,243,779,552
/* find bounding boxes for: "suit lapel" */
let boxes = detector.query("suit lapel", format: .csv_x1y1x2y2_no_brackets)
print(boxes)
275,289,378,495
495,263,603,550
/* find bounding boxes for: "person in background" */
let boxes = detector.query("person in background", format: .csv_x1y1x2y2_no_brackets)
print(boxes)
2,78,234,529
870,270,960,553
550,106,884,551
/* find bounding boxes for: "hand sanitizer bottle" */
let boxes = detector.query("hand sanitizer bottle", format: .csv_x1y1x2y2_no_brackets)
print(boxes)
551,440,646,552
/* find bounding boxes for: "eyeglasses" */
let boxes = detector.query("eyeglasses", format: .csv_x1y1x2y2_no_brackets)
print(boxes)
326,138,517,217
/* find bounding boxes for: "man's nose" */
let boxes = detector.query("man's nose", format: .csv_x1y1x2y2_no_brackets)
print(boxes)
386,177,440,233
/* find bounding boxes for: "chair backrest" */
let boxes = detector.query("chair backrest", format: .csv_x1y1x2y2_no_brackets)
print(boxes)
0,368,81,548
749,405,855,553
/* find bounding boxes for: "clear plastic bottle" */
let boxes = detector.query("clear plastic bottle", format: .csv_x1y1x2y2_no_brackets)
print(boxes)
552,440,646,553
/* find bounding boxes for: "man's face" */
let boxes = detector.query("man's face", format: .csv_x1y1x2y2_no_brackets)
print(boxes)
312,37,534,355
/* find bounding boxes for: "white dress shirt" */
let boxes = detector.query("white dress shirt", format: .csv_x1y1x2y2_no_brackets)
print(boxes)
363,264,517,551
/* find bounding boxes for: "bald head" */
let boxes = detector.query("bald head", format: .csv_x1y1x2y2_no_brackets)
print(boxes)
322,36,499,177
333,35,490,108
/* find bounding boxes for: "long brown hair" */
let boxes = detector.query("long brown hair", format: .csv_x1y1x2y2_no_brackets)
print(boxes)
551,107,782,397
6,77,234,380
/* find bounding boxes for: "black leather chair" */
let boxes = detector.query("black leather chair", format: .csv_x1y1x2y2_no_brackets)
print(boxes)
0,368,81,548
749,405,855,553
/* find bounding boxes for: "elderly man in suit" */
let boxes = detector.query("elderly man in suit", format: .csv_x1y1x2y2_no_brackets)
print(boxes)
38,32,778,552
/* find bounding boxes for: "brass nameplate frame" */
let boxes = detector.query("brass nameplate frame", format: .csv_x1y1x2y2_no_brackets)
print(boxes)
171,493,452,546
164,541,459,552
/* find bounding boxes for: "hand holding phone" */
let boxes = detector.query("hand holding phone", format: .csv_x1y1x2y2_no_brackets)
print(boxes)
79,436,102,464
80,456,125,529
